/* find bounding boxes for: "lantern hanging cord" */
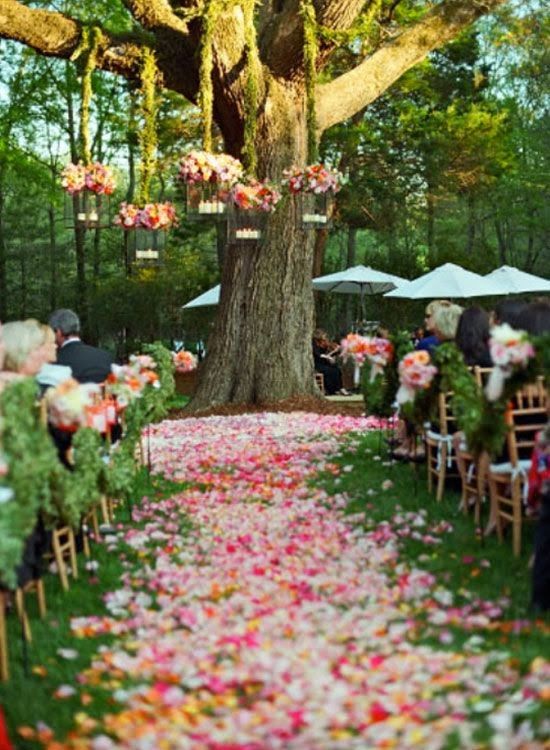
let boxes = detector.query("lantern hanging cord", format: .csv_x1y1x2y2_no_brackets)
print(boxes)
242,0,259,173
301,0,318,164
199,0,217,152
137,48,158,206
79,26,101,165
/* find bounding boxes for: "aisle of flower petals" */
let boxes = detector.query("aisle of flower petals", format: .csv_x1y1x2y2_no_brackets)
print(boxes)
51,413,547,749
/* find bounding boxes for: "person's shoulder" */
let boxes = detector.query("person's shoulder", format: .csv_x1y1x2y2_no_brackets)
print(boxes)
36,363,73,387
415,335,438,351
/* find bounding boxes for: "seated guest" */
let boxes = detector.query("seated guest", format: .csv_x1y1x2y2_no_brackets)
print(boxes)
492,298,528,328
312,328,347,395
49,308,114,383
0,319,52,390
415,300,452,353
515,299,550,336
431,302,463,344
455,306,492,367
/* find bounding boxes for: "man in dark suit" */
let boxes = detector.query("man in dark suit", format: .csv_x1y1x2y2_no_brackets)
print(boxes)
48,308,114,383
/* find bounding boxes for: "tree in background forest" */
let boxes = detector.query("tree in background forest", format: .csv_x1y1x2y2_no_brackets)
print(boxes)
0,0,509,407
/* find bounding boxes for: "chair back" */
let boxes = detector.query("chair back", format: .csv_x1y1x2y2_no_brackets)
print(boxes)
436,391,456,437
505,379,547,465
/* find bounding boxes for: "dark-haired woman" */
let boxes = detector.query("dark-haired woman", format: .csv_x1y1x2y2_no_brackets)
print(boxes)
455,306,492,367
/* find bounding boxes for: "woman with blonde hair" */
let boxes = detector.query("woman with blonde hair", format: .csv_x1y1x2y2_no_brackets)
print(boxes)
431,303,463,342
0,319,71,393
415,300,452,353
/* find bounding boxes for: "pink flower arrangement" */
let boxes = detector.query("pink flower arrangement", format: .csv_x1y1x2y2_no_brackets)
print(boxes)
114,202,177,230
396,349,437,404
485,323,535,401
44,379,101,431
283,164,342,194
173,350,198,373
230,179,281,212
364,337,394,382
178,151,243,185
61,162,116,195
339,333,373,366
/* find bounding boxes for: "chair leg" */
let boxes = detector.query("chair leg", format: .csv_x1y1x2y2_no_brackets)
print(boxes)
35,579,47,619
436,445,447,502
14,589,32,643
488,475,501,540
0,594,8,681
69,529,78,581
52,528,70,591
512,478,523,557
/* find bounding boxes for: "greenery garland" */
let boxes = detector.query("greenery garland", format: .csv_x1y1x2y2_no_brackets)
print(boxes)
300,0,319,163
399,335,550,458
0,380,58,588
242,0,259,172
137,48,158,205
199,0,217,153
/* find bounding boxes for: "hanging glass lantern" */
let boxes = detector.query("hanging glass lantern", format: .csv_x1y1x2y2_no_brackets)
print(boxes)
300,191,332,230
129,228,166,266
227,206,268,246
185,183,228,220
64,189,111,230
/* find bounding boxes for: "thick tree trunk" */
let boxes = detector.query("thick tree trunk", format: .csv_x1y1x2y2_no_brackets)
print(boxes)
190,85,317,409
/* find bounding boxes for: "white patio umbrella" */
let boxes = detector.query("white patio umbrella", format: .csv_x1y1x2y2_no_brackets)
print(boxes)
484,265,550,294
312,264,407,317
182,284,220,309
384,262,504,299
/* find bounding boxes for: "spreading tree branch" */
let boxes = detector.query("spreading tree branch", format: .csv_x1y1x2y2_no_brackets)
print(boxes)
121,0,190,35
0,0,144,79
316,0,507,132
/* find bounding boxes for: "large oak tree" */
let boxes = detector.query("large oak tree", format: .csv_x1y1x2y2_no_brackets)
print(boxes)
0,0,506,408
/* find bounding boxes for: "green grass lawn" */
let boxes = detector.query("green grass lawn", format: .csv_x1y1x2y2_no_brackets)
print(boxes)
0,430,548,748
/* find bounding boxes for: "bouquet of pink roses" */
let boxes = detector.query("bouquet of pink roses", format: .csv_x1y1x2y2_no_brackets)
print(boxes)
173,350,198,373
61,162,116,195
230,179,281,212
178,151,243,185
114,202,178,230
485,324,535,401
396,350,437,405
283,164,342,194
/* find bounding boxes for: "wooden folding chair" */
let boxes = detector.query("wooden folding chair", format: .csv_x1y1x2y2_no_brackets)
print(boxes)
425,391,459,502
488,380,547,556
0,592,8,681
51,526,78,591
14,577,47,643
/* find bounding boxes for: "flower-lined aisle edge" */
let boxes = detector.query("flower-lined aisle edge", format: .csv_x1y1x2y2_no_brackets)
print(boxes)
28,413,548,749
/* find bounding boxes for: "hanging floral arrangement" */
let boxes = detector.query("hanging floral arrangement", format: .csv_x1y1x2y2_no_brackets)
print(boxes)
178,151,243,185
283,164,342,194
61,162,117,195
114,202,178,231
173,350,198,373
179,151,243,218
230,179,281,212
